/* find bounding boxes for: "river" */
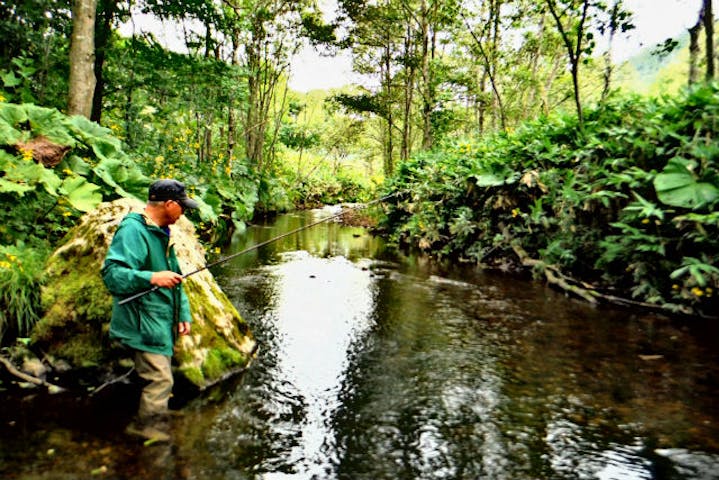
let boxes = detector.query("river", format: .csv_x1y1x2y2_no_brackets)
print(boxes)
1,207,718,479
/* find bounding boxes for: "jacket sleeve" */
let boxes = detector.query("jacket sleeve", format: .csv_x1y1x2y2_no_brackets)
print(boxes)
179,285,192,323
102,222,154,296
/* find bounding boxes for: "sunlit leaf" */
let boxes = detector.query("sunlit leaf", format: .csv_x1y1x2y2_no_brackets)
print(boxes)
654,157,719,209
26,105,75,146
60,176,102,212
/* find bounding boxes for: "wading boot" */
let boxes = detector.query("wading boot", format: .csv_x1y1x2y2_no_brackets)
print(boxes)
124,415,171,443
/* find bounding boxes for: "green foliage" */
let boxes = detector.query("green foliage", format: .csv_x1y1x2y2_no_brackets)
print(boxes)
654,157,719,208
0,102,156,246
0,244,47,344
382,85,719,317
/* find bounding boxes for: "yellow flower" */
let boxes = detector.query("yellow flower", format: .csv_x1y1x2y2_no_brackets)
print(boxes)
225,166,232,175
62,211,72,217
672,284,680,290
6,253,17,262
0,261,11,269
511,208,520,218
213,247,221,254
63,168,73,175
20,147,33,161
691,287,704,297
641,218,650,224
0,93,6,102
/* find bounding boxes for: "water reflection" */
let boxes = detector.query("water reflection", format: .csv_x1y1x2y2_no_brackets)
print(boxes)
1,209,719,479
214,210,719,479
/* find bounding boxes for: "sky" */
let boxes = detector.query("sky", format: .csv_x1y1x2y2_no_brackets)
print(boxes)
288,0,703,91
119,0,704,92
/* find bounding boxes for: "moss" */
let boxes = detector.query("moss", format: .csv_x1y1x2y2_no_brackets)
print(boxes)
55,333,104,367
33,241,113,367
179,366,205,386
201,347,246,381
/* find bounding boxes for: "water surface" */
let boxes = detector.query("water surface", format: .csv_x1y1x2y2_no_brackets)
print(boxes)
1,208,718,479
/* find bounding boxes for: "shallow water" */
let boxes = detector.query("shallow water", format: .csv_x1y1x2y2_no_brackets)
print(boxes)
1,208,719,479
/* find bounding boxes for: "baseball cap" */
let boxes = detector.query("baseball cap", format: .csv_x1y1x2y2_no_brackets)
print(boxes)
148,179,199,209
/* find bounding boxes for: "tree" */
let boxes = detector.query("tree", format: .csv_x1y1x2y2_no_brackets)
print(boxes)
543,0,591,130
338,0,404,174
704,0,714,81
598,0,634,100
219,0,316,176
460,2,507,131
67,0,97,117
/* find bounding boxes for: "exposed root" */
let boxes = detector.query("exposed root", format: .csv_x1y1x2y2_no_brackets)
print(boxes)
509,241,598,304
89,367,135,397
0,354,66,393
503,228,712,318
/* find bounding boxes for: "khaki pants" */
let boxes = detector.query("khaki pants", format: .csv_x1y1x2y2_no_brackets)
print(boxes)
134,351,173,419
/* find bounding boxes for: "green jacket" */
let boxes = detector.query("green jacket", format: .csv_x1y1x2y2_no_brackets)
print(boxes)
102,212,192,356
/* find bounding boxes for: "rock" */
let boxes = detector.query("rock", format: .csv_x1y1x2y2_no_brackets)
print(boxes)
32,198,255,390
21,358,47,379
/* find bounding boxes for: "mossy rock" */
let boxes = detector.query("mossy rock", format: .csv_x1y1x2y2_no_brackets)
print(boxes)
33,198,255,389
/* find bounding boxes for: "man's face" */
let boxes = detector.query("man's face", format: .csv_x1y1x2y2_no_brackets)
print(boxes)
164,199,185,225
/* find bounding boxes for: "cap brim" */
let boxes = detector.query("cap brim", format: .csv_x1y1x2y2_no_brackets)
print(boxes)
179,197,199,209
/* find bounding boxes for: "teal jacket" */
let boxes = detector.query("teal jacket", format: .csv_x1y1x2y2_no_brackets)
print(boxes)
102,212,192,356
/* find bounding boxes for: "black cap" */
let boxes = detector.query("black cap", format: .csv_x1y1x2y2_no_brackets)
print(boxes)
148,179,199,209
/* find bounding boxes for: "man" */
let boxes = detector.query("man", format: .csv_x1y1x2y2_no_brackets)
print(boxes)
102,179,198,442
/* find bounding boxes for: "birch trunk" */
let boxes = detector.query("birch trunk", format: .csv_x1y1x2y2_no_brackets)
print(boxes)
68,0,97,118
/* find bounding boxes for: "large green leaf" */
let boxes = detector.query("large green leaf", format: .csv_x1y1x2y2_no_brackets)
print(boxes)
65,114,114,140
0,103,27,144
66,115,122,161
1,71,22,88
25,104,76,146
470,172,507,187
92,158,150,200
0,102,28,127
90,138,123,162
62,154,92,176
60,176,102,212
0,178,34,195
654,157,719,209
4,160,62,196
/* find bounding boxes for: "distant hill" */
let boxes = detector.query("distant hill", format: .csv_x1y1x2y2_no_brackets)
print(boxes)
616,24,714,95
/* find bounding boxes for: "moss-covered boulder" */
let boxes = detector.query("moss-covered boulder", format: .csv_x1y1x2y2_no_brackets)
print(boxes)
32,198,256,390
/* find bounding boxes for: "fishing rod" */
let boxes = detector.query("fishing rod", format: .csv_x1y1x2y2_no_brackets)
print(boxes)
118,192,398,305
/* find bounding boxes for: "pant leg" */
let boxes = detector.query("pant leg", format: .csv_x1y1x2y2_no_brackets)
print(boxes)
134,351,173,418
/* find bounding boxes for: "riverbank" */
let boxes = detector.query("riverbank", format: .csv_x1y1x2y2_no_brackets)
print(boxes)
380,85,719,319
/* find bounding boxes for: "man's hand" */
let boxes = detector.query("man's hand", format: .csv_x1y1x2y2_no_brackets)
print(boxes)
178,322,191,336
150,270,183,288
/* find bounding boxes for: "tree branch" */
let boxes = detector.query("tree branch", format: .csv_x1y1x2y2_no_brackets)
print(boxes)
0,355,65,394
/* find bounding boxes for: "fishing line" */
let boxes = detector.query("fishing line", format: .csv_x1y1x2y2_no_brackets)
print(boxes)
118,192,398,305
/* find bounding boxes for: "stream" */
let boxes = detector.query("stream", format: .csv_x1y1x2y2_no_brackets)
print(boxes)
1,207,719,479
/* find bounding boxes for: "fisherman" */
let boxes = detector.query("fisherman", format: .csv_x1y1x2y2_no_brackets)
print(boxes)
102,179,198,442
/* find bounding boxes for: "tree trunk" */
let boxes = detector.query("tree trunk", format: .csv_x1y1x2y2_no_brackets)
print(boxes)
68,0,97,118
91,0,117,122
420,0,432,150
704,0,714,81
383,41,394,175
545,0,589,130
490,0,502,130
689,4,705,86
462,11,506,130
601,1,620,101
401,26,414,163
